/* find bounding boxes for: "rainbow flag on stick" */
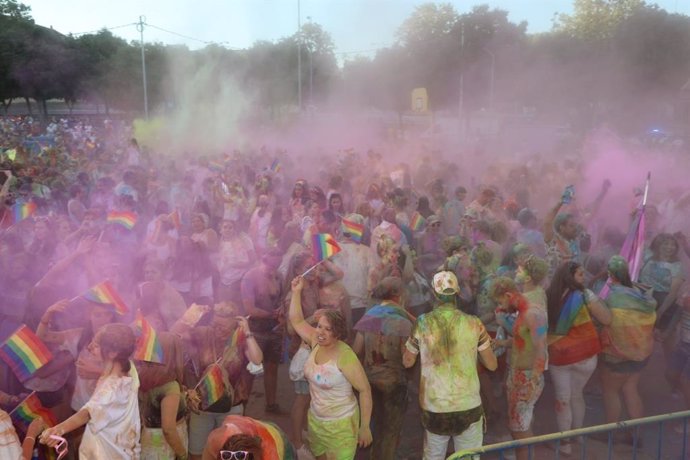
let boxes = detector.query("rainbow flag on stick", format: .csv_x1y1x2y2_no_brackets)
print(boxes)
83,280,129,315
107,211,137,230
12,202,37,224
133,312,164,363
341,218,364,243
0,326,53,382
9,392,57,434
208,160,225,173
311,233,341,262
270,159,281,173
410,212,426,232
196,363,226,410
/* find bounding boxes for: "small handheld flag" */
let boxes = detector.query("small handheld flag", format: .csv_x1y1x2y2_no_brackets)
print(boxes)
270,159,281,173
107,211,137,230
0,325,53,382
13,202,37,224
208,160,225,173
83,280,129,315
9,392,57,434
133,312,164,363
410,212,426,232
341,218,364,243
196,364,226,409
311,233,341,262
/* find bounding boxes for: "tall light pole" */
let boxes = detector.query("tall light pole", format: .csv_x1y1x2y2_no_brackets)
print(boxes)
137,15,149,119
458,21,464,135
297,0,302,110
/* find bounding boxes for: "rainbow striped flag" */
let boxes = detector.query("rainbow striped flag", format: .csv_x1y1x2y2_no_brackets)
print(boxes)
12,202,37,224
133,312,164,363
0,326,53,382
9,392,57,434
208,160,225,173
410,212,426,231
83,280,129,315
270,159,281,173
311,233,341,262
341,218,364,243
107,211,137,230
197,364,225,409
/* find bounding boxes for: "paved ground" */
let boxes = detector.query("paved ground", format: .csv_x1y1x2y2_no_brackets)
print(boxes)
245,341,688,459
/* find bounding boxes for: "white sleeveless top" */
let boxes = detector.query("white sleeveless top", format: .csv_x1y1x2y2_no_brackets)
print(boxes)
304,344,357,421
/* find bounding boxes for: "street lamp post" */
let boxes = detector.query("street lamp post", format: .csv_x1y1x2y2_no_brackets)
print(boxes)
297,0,302,110
137,15,148,119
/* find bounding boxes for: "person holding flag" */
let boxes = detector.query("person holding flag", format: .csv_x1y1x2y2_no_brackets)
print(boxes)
40,323,142,459
288,275,373,460
171,302,262,460
135,329,189,460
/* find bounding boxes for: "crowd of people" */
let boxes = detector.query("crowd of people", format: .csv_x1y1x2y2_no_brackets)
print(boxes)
0,115,689,460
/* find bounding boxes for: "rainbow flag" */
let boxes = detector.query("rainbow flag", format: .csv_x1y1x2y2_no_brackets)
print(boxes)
341,218,364,243
107,211,137,230
83,280,129,315
12,202,37,224
0,326,53,382
133,312,164,363
311,233,341,262
169,209,181,229
270,159,281,173
208,160,225,173
9,392,57,434
410,212,426,231
197,364,225,409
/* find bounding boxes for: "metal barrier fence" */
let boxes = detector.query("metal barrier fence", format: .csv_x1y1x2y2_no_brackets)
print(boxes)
449,410,690,460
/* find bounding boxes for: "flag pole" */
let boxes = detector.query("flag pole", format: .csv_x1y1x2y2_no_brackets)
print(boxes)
301,258,327,277
642,172,651,208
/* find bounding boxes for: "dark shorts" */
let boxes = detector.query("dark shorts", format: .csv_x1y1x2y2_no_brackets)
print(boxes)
602,356,649,374
669,342,690,380
254,332,283,363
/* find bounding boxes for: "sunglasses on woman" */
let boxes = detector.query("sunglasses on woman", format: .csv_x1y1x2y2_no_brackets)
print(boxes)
49,435,69,460
220,451,252,460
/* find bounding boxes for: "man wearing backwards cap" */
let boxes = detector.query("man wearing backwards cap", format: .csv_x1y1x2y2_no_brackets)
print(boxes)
403,271,497,460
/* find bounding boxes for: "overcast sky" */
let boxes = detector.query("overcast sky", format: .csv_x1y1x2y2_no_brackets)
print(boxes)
25,0,690,59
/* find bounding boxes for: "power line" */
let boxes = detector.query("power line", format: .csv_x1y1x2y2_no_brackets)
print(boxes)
146,23,241,50
71,22,138,37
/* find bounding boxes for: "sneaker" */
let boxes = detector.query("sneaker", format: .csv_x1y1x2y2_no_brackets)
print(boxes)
296,444,316,460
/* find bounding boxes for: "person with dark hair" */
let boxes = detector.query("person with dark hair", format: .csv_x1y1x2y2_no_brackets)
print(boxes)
241,250,285,414
352,277,413,460
289,179,309,222
40,323,141,459
639,233,685,353
403,271,496,460
172,301,262,460
515,208,546,258
545,261,611,453
415,196,434,220
543,189,583,275
203,415,296,460
599,256,656,439
289,276,373,459
136,331,189,459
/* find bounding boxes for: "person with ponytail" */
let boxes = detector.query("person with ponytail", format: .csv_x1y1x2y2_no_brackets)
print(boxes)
600,256,656,433
40,323,141,459
545,261,611,453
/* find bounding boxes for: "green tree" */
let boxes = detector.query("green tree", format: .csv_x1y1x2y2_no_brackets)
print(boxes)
554,0,645,40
